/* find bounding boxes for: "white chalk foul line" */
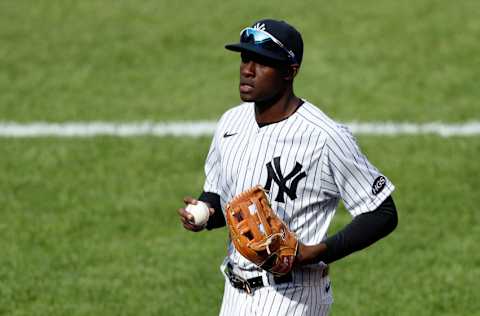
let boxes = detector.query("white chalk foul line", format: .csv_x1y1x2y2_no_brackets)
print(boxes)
0,121,479,137
347,121,480,137
0,121,216,137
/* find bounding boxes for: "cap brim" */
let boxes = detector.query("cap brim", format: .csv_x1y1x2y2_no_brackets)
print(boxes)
225,42,289,63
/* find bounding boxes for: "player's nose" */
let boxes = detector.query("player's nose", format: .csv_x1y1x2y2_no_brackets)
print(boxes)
240,60,255,77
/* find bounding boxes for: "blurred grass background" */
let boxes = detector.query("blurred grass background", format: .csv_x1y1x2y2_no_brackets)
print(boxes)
0,1,479,315
1,0,479,122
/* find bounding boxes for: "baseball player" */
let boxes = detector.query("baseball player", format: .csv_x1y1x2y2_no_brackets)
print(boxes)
178,19,398,315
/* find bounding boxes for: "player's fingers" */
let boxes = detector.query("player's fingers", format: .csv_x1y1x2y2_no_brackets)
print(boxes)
178,199,208,232
180,215,197,229
182,197,213,219
178,207,205,232
181,217,204,232
183,196,197,205
183,222,204,232
177,207,194,222
295,242,306,264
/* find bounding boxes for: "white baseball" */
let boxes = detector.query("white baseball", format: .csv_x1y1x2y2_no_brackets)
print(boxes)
186,201,210,226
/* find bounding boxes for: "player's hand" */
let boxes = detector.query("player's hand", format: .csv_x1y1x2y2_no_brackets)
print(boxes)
295,242,327,266
177,197,214,232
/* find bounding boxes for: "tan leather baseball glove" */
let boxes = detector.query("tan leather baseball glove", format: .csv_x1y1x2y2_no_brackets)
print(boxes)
226,185,298,276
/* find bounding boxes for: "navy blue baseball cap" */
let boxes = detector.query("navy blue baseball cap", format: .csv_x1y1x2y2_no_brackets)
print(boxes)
225,19,304,65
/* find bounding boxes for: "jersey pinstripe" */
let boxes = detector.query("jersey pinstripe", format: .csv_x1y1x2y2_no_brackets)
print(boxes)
203,100,395,314
219,277,332,316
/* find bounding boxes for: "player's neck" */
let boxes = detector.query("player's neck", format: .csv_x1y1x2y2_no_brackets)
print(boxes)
254,91,301,125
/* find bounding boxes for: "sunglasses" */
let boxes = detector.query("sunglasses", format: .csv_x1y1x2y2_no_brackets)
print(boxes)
240,27,297,64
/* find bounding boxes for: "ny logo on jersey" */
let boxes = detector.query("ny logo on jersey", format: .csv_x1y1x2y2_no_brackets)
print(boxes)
265,156,307,203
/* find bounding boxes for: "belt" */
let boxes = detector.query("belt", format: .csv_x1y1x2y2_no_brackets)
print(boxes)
223,262,329,294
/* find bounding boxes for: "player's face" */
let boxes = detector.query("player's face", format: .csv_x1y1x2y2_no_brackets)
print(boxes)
239,52,288,103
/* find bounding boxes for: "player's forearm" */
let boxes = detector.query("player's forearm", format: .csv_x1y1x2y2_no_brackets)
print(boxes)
297,195,398,265
198,191,226,230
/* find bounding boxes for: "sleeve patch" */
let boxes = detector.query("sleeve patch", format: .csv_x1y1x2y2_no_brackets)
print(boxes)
372,176,387,195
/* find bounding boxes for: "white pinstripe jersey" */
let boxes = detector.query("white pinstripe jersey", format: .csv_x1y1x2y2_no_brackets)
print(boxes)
203,100,395,272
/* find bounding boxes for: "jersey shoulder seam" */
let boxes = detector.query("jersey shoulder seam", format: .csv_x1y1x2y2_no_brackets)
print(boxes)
297,102,346,139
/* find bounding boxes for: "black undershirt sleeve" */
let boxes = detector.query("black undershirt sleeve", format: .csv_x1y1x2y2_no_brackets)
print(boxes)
198,191,226,230
321,195,398,264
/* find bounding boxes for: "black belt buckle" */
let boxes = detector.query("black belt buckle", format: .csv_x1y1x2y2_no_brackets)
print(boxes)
230,274,252,294
224,263,297,293
224,263,253,294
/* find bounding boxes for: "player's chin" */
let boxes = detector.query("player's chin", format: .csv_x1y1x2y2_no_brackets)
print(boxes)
239,92,256,102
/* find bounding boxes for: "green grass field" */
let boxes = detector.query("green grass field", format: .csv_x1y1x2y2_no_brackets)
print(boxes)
1,1,479,315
